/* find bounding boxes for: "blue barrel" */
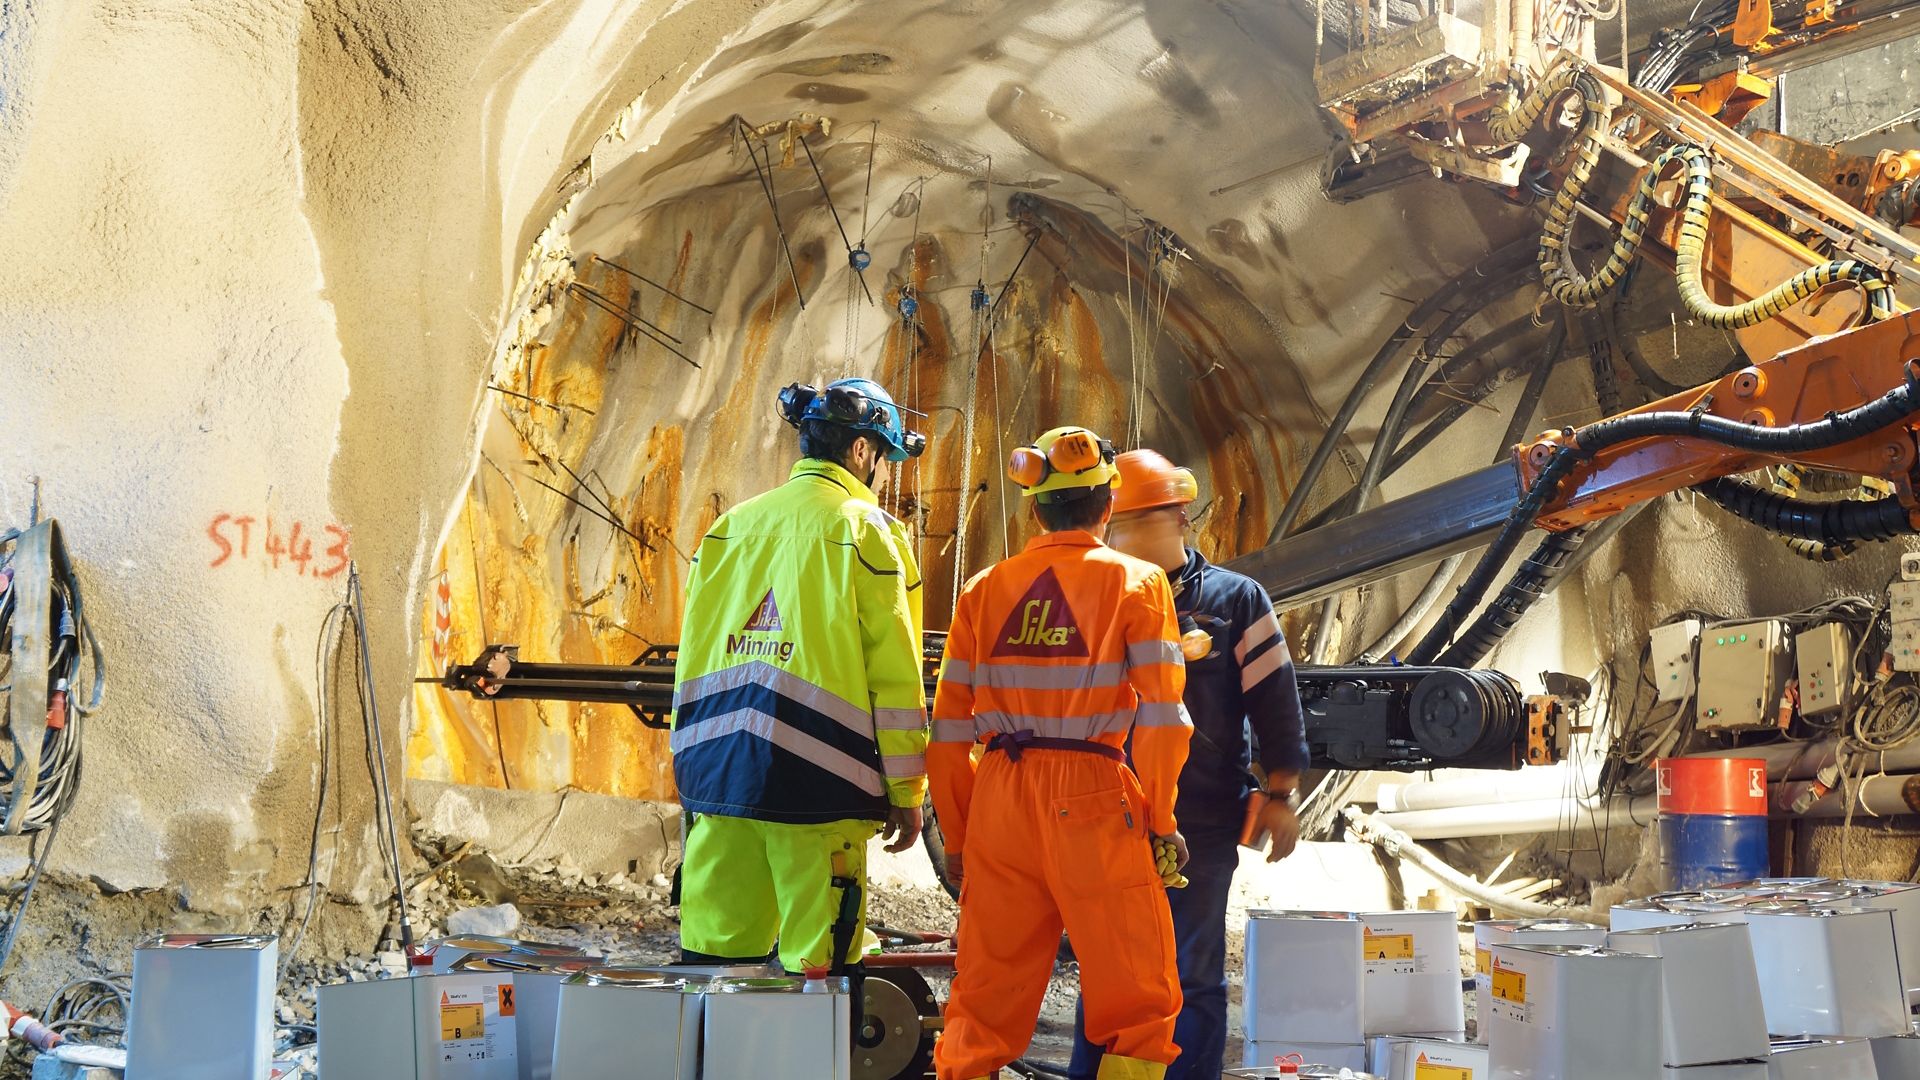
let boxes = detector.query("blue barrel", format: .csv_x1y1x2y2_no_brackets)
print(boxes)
1657,814,1770,889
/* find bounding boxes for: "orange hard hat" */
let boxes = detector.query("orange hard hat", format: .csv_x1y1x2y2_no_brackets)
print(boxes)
1111,449,1197,516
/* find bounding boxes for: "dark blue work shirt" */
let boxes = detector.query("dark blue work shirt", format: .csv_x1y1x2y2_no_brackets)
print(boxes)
1169,548,1311,831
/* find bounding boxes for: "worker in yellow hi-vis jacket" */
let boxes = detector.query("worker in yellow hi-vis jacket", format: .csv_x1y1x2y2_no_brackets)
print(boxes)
672,377,930,973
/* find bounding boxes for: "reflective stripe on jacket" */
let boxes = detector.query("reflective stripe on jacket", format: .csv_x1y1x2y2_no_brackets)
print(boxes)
672,459,926,824
1168,548,1311,830
926,530,1191,854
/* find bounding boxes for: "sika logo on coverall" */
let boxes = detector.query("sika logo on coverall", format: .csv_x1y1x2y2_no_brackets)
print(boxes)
992,568,1089,656
726,588,796,662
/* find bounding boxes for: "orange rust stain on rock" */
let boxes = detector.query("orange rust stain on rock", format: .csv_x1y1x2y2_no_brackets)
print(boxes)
879,237,966,627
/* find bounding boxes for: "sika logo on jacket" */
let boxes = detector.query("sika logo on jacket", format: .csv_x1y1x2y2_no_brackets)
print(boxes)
727,588,796,661
992,568,1089,657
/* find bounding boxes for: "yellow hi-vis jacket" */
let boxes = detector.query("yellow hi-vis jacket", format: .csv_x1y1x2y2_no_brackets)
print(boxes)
671,459,927,823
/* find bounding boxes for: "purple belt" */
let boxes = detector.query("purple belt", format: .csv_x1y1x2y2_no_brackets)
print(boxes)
985,730,1126,764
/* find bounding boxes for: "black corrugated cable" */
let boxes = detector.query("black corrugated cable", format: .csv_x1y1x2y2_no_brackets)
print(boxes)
1694,475,1915,545
1409,364,1920,664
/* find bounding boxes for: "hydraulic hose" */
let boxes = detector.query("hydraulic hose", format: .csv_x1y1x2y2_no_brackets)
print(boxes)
1268,238,1538,544
1437,526,1593,668
1488,68,1626,309
1295,313,1545,536
1661,145,1896,329
1357,323,1565,664
1497,318,1568,459
1694,475,1916,545
1409,365,1920,664
1358,552,1465,663
1495,66,1896,327
1309,262,1537,662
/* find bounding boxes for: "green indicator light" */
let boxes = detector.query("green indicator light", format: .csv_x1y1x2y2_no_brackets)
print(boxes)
1740,634,1749,643
1716,637,1726,646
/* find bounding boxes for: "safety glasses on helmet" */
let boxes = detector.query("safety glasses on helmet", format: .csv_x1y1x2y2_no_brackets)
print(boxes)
778,381,927,459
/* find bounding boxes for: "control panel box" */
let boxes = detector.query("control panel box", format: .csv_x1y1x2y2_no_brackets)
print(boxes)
1894,621,1920,673
1891,579,1920,621
1794,624,1853,718
1696,620,1791,732
1650,619,1702,704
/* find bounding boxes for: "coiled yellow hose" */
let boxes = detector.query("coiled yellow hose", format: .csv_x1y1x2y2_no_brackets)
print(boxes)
1490,69,1896,328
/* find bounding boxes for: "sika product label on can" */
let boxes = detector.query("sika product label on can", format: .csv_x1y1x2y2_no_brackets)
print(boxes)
1487,953,1553,1031
1363,927,1418,975
1414,1059,1473,1080
437,982,510,1064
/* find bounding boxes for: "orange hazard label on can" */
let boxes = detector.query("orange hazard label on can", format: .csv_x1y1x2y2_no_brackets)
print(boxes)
498,984,516,1017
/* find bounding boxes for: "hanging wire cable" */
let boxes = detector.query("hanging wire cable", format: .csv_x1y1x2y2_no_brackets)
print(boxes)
858,121,879,246
284,596,346,981
736,118,806,310
0,520,102,979
343,566,414,954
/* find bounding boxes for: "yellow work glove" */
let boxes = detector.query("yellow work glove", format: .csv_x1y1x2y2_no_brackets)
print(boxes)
1152,836,1188,890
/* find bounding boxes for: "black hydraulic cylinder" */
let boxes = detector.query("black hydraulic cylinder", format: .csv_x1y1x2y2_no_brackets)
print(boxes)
1226,464,1523,611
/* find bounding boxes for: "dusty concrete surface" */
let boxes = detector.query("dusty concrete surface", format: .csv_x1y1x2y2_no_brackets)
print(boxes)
406,780,679,880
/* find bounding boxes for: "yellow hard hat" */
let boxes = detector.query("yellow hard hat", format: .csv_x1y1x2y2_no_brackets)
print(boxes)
1007,426,1122,502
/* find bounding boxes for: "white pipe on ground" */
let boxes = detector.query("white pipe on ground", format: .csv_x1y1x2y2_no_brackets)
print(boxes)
1375,766,1583,812
1370,794,1659,839
1342,806,1601,921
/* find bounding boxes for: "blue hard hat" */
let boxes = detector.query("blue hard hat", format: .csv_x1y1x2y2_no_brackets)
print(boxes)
777,377,927,461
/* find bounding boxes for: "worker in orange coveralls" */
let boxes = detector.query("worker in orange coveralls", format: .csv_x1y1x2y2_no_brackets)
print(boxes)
928,425,1193,1080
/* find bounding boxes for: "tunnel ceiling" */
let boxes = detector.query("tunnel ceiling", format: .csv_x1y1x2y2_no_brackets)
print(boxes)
405,0,1538,795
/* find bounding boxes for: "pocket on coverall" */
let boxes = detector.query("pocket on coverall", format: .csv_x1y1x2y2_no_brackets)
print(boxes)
1049,787,1153,895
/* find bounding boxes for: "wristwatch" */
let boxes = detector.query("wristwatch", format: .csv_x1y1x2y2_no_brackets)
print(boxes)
1264,786,1300,809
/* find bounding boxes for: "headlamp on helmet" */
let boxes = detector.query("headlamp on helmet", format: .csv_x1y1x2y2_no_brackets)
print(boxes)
777,378,926,461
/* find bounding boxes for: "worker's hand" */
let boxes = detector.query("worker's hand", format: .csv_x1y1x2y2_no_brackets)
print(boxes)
945,851,964,891
1152,826,1182,868
881,804,923,853
1257,797,1301,863
1152,832,1189,889
479,649,512,697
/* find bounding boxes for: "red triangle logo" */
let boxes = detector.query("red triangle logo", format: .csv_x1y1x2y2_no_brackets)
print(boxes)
441,992,451,1005
991,568,1089,657
742,589,783,633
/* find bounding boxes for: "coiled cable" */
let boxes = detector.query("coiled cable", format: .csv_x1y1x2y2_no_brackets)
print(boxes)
1493,69,1897,327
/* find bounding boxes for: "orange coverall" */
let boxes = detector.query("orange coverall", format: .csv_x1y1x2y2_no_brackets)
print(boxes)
928,530,1192,1080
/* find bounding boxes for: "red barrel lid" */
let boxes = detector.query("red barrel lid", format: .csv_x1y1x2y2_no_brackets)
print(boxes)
1656,758,1769,816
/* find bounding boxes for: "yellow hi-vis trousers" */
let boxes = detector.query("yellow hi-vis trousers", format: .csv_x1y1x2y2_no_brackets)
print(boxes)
678,814,878,973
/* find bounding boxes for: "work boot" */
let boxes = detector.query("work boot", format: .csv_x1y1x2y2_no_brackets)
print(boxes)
1095,1057,1168,1080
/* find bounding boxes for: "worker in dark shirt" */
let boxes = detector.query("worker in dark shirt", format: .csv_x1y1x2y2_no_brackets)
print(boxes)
1067,449,1310,1080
